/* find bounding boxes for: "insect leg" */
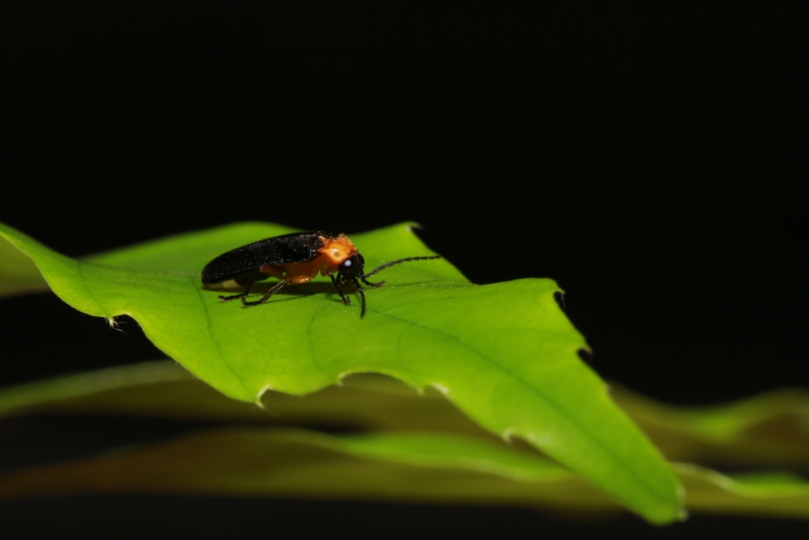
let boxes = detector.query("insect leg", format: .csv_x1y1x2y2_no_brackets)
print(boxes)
218,276,256,302
328,269,351,305
241,279,292,307
361,276,385,288
352,277,367,317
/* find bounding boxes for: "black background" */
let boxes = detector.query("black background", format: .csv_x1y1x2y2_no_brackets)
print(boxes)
1,2,806,538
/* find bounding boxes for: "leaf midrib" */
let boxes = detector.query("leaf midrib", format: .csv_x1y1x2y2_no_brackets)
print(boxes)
369,306,676,511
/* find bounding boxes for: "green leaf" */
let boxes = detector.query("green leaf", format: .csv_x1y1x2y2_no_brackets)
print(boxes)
0,425,607,510
4,362,807,471
613,386,809,470
0,362,492,437
2,363,808,519
675,464,809,519
1,424,807,519
0,230,47,297
0,221,682,523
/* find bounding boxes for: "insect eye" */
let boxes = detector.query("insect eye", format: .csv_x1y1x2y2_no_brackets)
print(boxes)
341,259,354,274
341,255,363,276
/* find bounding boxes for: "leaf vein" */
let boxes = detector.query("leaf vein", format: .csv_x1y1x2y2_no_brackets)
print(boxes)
373,308,673,508
191,280,252,399
75,260,108,316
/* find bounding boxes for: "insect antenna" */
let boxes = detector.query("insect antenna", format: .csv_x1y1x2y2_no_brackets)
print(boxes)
355,256,439,317
361,256,441,280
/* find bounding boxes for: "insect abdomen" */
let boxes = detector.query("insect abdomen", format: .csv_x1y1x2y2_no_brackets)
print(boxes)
201,232,332,284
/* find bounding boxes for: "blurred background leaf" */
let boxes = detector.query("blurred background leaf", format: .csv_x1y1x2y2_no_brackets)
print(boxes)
1,363,807,519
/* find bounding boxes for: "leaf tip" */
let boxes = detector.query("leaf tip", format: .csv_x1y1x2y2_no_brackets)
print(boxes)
255,383,276,407
577,347,593,364
501,428,515,443
553,290,566,311
403,222,424,232
105,315,131,334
